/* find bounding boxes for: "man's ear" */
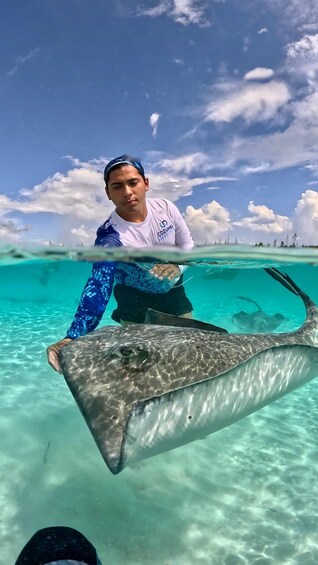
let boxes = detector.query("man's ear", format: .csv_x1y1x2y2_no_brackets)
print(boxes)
145,177,149,192
105,185,111,199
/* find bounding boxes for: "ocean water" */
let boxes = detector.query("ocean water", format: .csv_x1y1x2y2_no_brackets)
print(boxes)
1,244,318,565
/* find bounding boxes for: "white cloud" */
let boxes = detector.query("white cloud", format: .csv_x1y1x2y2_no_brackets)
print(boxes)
261,0,318,30
158,152,210,174
0,195,15,217
258,27,268,34
240,163,272,174
192,33,318,175
172,0,209,26
150,112,161,137
0,219,30,233
63,155,108,170
293,189,318,244
184,201,232,244
0,167,110,223
233,201,292,233
137,0,169,17
287,33,318,62
182,191,318,245
0,220,31,243
152,151,236,180
204,80,290,124
70,225,96,243
148,173,227,201
143,152,237,201
304,162,318,175
292,89,318,123
286,34,318,79
137,0,209,27
302,24,318,32
7,48,39,77
244,67,274,81
225,89,318,173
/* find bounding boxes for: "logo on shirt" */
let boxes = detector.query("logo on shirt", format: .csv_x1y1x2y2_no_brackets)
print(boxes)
157,218,174,239
159,219,168,228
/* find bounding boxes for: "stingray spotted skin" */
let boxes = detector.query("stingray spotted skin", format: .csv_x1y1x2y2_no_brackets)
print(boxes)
59,269,318,474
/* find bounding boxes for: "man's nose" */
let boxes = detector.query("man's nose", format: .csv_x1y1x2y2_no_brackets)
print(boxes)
123,184,133,196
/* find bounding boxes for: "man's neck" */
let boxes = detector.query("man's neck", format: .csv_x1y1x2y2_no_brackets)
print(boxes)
115,205,148,223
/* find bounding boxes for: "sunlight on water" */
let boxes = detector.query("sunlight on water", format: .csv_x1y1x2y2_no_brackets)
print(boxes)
1,245,318,564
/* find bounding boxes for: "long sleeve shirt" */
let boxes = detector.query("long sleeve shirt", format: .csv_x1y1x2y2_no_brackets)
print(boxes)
66,198,194,338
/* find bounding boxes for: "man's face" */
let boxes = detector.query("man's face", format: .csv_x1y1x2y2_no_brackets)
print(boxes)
105,165,149,221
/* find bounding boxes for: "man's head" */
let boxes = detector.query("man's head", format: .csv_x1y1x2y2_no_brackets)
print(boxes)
104,154,149,222
104,154,145,187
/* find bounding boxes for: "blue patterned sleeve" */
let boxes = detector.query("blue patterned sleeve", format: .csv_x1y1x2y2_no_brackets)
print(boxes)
65,261,116,339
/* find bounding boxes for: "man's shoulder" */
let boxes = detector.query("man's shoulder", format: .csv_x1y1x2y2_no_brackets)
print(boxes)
147,197,176,213
95,213,122,247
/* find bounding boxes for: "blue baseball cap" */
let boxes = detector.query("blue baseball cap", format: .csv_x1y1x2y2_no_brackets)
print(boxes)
104,154,145,184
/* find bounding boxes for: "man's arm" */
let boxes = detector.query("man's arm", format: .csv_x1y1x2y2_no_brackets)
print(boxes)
65,262,115,338
47,261,116,372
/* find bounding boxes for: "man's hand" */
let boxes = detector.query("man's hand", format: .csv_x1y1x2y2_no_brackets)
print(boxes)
149,264,181,281
46,338,72,373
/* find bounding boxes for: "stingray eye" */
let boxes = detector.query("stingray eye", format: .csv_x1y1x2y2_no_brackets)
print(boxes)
119,347,133,358
109,345,151,369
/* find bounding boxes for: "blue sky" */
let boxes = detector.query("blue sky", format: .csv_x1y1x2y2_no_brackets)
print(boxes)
1,0,318,246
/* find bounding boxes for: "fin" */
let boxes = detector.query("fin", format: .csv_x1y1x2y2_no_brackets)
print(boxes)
236,296,261,311
145,309,228,333
273,313,287,322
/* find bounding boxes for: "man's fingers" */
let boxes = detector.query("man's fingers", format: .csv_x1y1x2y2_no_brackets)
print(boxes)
150,264,180,280
47,347,62,373
46,338,71,373
47,355,60,373
167,266,180,280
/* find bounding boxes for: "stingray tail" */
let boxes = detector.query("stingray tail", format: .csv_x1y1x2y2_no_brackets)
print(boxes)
264,268,313,309
236,296,261,311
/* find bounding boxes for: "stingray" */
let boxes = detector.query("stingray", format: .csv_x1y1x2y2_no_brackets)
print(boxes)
232,296,287,333
59,268,318,475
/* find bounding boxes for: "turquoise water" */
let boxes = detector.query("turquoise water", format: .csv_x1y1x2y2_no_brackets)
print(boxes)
1,245,318,564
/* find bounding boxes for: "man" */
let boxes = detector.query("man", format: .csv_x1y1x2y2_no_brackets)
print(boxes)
47,154,194,372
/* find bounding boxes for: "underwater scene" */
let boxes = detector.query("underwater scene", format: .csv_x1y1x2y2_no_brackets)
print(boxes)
1,245,318,565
